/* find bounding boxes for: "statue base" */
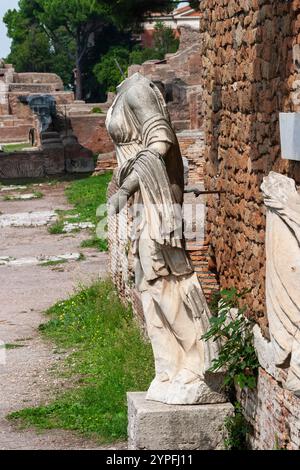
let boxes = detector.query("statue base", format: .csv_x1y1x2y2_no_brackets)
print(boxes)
127,392,234,450
146,375,227,405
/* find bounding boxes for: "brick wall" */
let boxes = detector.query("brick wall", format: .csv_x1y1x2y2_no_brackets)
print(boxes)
107,129,219,323
177,129,204,182
199,0,300,331
128,27,203,131
199,0,300,449
239,368,300,450
70,114,114,155
93,151,117,175
0,125,33,143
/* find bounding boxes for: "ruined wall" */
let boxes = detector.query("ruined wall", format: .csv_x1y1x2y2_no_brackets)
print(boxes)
200,0,300,330
108,26,219,329
199,0,300,449
70,114,114,155
239,368,300,450
13,73,64,90
128,27,203,131
0,150,45,178
0,125,33,143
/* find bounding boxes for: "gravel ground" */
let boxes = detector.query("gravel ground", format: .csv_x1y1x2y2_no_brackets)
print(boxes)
0,182,127,450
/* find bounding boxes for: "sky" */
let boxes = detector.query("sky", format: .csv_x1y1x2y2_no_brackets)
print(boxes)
0,0,19,58
0,0,189,59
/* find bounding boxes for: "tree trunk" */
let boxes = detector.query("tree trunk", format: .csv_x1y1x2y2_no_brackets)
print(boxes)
75,47,83,101
75,26,91,101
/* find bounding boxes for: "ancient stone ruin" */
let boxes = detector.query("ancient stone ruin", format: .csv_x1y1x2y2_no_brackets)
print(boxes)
107,3,300,451
0,63,114,179
108,27,219,344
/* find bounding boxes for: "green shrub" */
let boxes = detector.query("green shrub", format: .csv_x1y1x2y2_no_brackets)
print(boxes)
224,402,250,450
202,288,259,389
91,107,102,114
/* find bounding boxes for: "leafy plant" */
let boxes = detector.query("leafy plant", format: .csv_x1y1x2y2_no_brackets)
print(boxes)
93,22,179,93
202,288,259,389
274,434,289,450
224,402,250,450
153,21,180,57
91,107,103,114
33,191,44,199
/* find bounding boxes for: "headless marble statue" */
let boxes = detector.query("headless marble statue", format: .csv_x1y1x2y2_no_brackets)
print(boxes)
106,73,224,404
254,171,300,396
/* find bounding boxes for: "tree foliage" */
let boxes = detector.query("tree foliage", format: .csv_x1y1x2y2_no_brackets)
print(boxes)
188,0,200,10
93,22,179,93
153,21,179,56
4,1,187,99
4,4,76,86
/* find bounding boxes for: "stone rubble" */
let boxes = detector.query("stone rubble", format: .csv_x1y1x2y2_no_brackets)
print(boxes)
0,211,57,228
0,252,81,267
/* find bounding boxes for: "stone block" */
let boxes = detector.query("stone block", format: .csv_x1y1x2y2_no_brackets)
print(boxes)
70,114,114,154
0,151,45,179
65,146,95,173
127,392,234,450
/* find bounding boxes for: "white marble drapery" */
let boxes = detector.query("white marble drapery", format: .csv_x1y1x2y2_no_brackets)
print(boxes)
106,73,224,404
256,171,300,395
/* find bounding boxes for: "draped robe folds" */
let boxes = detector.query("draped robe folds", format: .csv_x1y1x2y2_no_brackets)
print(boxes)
261,172,300,394
106,73,221,404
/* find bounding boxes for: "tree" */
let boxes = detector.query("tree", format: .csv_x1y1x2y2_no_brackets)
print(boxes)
23,0,111,100
93,46,159,94
188,1,200,10
94,46,130,93
4,7,75,85
93,22,179,95
153,21,179,56
5,0,177,100
5,22,52,73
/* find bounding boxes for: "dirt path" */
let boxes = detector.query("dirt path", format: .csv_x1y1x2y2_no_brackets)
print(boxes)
0,182,126,450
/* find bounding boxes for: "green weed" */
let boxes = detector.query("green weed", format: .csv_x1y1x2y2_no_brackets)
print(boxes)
8,280,154,443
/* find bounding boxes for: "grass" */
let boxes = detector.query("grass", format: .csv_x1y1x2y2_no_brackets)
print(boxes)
3,190,44,201
0,174,93,188
48,219,65,235
32,191,44,199
8,280,154,443
65,173,111,225
80,236,108,251
40,259,68,267
40,253,85,267
0,343,25,349
3,143,33,153
91,106,103,114
48,173,111,250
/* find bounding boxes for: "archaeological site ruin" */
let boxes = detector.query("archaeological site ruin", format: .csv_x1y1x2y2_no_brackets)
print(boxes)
107,1,300,451
0,63,115,178
2,0,300,455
